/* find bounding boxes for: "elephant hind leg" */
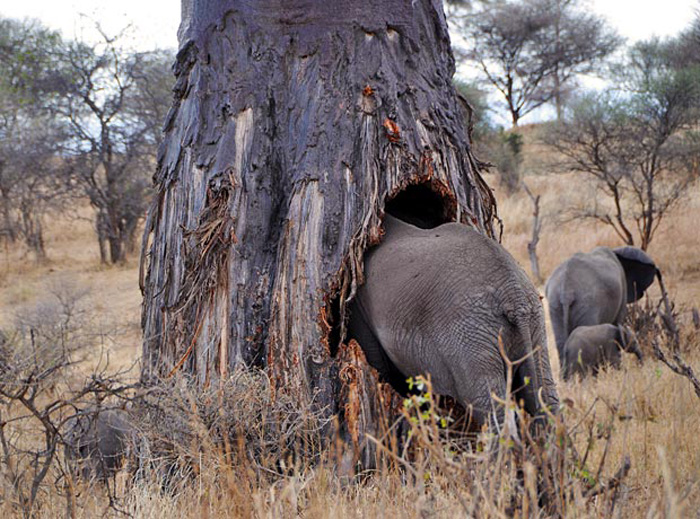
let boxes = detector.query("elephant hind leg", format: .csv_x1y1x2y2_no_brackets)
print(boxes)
513,346,558,426
347,301,410,395
514,360,546,424
455,372,507,434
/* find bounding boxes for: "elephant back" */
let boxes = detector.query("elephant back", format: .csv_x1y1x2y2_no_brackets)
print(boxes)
355,216,559,426
560,248,626,322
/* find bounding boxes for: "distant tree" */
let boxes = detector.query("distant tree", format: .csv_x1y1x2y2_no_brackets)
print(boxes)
455,81,524,193
454,80,495,142
0,117,70,260
0,17,68,259
673,9,700,67
544,0,622,120
0,18,62,107
454,0,620,126
128,49,175,146
544,40,700,250
55,33,174,263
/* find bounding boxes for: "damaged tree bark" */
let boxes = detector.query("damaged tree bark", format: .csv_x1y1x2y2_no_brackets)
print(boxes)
140,0,497,461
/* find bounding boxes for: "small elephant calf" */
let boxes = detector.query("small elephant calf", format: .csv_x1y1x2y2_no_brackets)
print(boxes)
562,324,643,381
65,408,134,482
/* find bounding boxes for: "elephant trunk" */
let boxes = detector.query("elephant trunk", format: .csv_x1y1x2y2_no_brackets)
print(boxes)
620,326,643,363
631,341,644,362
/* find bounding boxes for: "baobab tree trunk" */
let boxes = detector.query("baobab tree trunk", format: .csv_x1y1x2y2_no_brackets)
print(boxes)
140,0,497,464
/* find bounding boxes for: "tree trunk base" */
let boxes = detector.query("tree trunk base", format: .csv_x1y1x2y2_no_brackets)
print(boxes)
141,0,498,463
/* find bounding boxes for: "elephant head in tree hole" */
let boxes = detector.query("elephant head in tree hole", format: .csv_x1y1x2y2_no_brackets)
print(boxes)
348,215,559,430
545,246,658,368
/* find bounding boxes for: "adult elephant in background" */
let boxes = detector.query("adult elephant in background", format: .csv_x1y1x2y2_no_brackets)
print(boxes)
348,215,559,431
545,246,657,366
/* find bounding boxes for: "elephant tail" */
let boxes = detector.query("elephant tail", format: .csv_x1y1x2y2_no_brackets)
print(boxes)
562,297,570,336
558,296,573,358
548,286,574,364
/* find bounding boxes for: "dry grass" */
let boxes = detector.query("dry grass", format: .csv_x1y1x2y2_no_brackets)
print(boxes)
0,207,141,373
0,133,699,517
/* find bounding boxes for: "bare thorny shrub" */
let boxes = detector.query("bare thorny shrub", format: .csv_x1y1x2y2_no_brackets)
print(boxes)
130,369,331,500
625,278,700,400
0,279,138,518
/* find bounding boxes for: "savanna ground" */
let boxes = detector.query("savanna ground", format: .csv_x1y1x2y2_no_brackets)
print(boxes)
0,125,698,517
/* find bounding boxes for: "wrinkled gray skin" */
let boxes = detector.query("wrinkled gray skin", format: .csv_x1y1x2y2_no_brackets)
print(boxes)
349,215,559,429
545,246,657,367
562,324,643,380
65,408,133,482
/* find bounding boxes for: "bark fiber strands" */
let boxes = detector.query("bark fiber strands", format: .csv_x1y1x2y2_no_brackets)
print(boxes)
141,0,497,456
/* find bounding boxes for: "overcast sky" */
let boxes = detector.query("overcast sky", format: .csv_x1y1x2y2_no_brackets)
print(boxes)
1,0,181,50
1,0,697,51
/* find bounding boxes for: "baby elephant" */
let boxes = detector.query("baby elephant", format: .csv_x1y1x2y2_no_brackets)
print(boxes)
562,324,642,380
65,408,134,482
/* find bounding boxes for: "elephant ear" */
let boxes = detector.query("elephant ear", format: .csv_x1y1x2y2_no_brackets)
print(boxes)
613,246,657,303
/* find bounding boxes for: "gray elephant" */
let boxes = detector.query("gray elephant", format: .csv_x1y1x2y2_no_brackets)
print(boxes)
65,407,134,482
562,324,643,380
545,246,657,366
348,215,559,430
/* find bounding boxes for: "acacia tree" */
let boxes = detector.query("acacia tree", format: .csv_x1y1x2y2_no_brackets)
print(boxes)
0,117,70,260
140,0,497,461
455,0,619,126
454,80,525,193
543,0,622,120
56,35,173,263
544,41,700,250
0,18,68,258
